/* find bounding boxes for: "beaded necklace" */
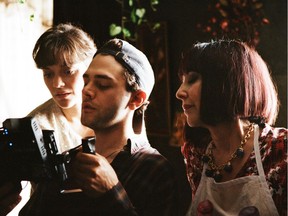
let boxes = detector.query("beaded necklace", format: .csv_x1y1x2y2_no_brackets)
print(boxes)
202,123,254,182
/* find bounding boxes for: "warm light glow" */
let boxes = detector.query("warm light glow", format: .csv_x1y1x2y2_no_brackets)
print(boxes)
0,1,52,126
0,1,53,215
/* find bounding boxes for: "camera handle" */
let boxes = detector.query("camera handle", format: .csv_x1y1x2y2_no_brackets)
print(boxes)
81,136,96,154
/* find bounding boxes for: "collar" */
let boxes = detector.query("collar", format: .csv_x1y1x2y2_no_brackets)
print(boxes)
123,135,151,155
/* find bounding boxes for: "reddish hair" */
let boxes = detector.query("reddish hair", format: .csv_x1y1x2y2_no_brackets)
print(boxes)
178,39,279,126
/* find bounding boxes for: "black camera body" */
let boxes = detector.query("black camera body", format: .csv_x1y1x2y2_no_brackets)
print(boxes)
0,117,95,184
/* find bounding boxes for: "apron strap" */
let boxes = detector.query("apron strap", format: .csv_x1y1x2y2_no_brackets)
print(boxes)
253,124,265,177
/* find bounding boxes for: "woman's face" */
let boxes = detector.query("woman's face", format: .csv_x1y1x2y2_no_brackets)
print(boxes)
176,71,202,127
42,61,90,109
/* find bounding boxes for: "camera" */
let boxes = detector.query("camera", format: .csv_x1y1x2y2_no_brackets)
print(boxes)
0,117,95,185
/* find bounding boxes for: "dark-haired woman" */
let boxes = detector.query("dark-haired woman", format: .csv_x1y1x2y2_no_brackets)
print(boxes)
176,39,287,215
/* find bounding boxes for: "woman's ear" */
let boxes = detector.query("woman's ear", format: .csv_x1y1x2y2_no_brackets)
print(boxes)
129,90,147,110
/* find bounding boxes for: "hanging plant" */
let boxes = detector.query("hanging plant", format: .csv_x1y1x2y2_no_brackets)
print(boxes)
109,0,161,41
196,0,269,46
3,0,35,21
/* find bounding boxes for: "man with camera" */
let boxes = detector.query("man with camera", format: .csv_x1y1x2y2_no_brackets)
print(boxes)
1,38,179,216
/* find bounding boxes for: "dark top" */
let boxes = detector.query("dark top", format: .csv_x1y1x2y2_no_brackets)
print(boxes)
19,138,179,216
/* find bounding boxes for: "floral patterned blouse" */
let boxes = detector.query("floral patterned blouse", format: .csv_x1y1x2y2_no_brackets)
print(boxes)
182,124,287,216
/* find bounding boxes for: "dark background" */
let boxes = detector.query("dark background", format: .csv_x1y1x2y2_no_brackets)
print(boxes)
53,1,287,214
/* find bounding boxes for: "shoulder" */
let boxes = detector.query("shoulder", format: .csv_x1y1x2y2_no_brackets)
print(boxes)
259,124,287,182
27,98,58,117
260,124,287,139
259,124,287,159
128,137,171,166
26,98,63,129
259,124,287,213
117,138,176,181
128,146,175,178
134,147,169,166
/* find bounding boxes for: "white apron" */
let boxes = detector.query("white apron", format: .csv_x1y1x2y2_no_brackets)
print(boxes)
186,125,279,216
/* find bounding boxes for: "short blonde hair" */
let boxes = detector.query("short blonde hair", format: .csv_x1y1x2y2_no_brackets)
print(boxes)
33,23,96,68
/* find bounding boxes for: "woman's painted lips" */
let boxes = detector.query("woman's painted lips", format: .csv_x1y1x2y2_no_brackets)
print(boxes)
183,104,194,111
55,92,71,99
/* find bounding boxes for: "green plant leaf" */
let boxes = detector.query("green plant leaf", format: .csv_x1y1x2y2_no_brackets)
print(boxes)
151,0,159,5
136,8,146,19
18,0,26,3
30,14,34,21
137,18,143,25
131,8,137,23
109,24,122,36
152,22,161,31
122,28,131,38
151,0,159,11
129,0,133,7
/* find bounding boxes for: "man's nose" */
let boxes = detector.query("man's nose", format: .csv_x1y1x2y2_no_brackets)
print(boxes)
82,83,95,99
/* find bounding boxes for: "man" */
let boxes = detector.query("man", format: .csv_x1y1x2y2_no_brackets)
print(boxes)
19,38,179,216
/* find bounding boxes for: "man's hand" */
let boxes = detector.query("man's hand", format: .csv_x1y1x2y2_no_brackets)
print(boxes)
0,182,22,216
71,152,119,197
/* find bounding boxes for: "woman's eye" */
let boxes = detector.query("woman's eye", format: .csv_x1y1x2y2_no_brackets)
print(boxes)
187,73,200,84
64,70,73,75
188,77,197,84
43,72,52,78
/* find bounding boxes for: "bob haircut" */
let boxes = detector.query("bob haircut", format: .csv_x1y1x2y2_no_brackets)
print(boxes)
178,39,279,125
32,23,96,68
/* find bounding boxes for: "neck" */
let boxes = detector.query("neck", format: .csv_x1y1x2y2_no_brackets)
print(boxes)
203,120,255,182
61,104,82,122
207,119,249,153
94,119,135,156
61,104,94,138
